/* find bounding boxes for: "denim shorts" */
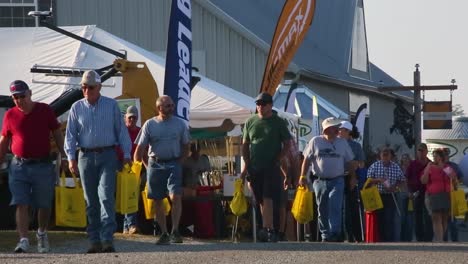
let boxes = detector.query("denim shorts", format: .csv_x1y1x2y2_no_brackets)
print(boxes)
147,159,182,199
8,158,55,208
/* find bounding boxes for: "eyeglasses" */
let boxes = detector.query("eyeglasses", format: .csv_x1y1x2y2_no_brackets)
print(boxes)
12,94,26,100
81,85,96,90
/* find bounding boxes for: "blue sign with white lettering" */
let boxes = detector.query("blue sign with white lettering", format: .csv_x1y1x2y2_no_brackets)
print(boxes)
164,0,192,125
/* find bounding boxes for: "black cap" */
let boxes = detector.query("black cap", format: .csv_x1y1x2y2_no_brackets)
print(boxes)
255,92,273,104
10,80,30,95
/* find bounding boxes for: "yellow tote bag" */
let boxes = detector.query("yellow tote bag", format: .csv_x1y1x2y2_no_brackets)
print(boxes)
360,178,383,212
141,185,171,220
451,188,468,217
291,186,314,224
55,172,87,228
131,161,143,177
230,179,248,216
115,164,139,214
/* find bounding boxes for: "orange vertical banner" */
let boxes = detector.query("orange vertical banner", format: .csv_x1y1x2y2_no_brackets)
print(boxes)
260,0,316,95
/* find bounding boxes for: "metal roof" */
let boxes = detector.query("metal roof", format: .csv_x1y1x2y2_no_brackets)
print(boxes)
423,117,468,140
207,0,412,98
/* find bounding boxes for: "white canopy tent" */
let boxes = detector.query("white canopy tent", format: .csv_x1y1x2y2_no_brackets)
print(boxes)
0,26,298,130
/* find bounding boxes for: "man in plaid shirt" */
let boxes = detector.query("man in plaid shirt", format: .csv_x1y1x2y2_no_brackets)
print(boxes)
367,147,405,241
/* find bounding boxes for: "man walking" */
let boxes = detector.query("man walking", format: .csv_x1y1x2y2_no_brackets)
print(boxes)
65,70,132,253
0,80,67,253
240,92,291,242
300,117,354,242
117,105,142,235
134,95,190,245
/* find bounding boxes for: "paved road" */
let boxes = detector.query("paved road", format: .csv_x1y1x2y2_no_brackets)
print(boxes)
1,235,468,264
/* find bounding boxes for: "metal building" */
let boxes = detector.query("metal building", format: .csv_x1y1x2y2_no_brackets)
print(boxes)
53,0,413,155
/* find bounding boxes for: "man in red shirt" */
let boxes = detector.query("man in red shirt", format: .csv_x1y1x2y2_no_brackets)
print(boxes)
406,143,433,241
117,105,142,234
0,80,66,253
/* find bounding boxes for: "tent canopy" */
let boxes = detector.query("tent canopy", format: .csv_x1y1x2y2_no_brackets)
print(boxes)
0,25,298,130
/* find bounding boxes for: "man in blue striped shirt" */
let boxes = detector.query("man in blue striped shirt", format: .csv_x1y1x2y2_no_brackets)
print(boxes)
65,70,131,253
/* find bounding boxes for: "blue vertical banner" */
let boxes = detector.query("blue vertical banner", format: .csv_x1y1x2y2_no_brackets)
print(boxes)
164,0,192,126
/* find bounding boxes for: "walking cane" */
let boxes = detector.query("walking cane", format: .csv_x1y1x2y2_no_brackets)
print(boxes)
232,216,239,242
391,192,401,217
356,184,364,241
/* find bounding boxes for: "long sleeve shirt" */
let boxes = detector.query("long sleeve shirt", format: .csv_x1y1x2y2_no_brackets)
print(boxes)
64,96,131,160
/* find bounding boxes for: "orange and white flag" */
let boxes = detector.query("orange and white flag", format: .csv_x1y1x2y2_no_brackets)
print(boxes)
260,0,316,95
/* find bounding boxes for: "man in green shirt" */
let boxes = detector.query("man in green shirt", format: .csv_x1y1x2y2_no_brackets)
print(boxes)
241,92,291,242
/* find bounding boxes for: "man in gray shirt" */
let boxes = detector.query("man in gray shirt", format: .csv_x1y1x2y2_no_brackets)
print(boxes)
300,117,354,242
134,95,190,245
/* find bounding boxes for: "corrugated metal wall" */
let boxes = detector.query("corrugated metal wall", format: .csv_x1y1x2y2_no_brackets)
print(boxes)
56,0,266,97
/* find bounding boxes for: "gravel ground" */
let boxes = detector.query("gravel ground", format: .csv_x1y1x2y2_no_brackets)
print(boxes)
1,234,468,264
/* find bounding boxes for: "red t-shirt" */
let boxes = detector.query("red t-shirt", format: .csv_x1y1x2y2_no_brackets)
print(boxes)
116,126,140,161
406,158,430,192
1,102,60,158
426,165,451,194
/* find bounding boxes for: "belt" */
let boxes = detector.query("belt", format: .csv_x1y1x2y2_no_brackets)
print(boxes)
80,146,114,153
312,175,343,181
14,156,51,164
150,156,179,163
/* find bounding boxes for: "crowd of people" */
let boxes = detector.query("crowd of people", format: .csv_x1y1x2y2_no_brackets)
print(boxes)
1,78,466,254
241,92,466,244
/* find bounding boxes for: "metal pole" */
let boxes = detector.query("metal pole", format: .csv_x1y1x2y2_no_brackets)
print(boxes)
414,64,422,157
252,201,257,243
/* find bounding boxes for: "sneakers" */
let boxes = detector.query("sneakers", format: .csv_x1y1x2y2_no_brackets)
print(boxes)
128,225,138,235
156,232,170,245
258,228,277,242
14,238,30,253
36,232,50,253
170,230,183,243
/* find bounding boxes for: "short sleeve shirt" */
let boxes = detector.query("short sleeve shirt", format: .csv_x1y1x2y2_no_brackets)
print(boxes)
135,116,190,160
243,113,291,169
1,102,59,158
304,136,354,178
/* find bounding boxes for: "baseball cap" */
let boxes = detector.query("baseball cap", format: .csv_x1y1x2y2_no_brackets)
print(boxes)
255,92,273,104
125,105,138,118
10,80,30,95
322,117,341,132
339,121,353,131
80,70,101,86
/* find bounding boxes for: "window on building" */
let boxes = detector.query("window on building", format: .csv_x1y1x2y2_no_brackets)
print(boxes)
0,0,37,27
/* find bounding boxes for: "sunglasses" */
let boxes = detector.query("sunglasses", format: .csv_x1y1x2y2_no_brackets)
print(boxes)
256,101,269,106
12,94,26,100
81,85,96,90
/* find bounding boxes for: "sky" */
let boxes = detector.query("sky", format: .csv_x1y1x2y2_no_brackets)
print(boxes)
364,0,468,114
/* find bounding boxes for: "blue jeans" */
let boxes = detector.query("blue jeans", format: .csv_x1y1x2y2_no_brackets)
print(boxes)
78,148,118,243
400,193,414,241
123,213,137,230
378,193,400,242
313,176,344,240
